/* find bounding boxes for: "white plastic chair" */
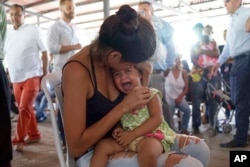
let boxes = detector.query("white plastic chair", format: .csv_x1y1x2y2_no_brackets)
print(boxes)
54,84,77,167
41,72,77,167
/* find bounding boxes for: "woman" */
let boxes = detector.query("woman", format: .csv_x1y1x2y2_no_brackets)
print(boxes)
164,56,191,135
62,5,210,167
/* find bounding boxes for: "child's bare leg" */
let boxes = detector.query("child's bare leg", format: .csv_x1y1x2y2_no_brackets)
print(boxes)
136,137,163,167
90,138,124,167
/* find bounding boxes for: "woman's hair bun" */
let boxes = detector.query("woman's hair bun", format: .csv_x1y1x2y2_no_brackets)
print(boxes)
116,5,138,23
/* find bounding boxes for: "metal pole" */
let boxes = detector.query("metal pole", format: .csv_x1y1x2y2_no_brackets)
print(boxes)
103,0,109,19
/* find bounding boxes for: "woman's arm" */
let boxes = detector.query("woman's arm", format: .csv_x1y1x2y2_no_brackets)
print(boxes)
246,16,250,32
63,62,151,157
136,61,152,86
200,41,219,58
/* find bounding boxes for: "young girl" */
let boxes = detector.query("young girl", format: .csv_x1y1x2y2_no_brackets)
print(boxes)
90,65,176,167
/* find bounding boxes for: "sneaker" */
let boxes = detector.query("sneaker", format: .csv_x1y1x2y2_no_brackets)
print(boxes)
24,137,41,144
14,143,24,152
10,113,18,122
36,115,47,122
220,139,247,148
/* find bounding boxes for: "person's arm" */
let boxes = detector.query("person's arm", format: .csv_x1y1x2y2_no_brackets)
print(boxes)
63,62,151,157
200,41,219,58
116,91,163,147
59,43,81,54
41,51,48,77
136,61,152,86
246,16,250,32
35,27,48,77
165,38,177,69
209,42,230,79
161,20,176,70
175,70,189,104
47,24,81,55
190,43,200,67
0,5,7,45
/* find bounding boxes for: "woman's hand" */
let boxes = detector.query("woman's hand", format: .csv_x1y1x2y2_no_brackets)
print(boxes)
121,86,151,113
175,95,183,104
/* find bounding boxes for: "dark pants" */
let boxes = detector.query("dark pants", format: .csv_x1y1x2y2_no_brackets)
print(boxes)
230,55,250,145
191,70,220,128
0,62,12,166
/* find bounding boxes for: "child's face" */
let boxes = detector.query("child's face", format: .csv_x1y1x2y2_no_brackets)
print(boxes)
112,65,142,94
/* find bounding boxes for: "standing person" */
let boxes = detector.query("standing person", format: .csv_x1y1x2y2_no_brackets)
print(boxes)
210,0,250,148
63,5,210,167
4,4,48,152
164,56,191,135
47,0,80,150
47,0,81,73
137,1,177,131
0,3,12,166
190,23,220,134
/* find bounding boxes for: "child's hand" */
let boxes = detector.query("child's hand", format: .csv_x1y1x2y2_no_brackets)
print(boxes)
112,127,123,140
115,131,136,147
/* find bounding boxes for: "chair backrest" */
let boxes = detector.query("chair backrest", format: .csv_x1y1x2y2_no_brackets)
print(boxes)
54,84,77,167
41,72,65,167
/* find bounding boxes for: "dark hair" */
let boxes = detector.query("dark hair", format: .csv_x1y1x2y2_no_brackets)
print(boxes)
10,4,25,13
98,5,156,63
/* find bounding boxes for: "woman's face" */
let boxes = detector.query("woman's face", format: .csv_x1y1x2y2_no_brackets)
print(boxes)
112,65,142,94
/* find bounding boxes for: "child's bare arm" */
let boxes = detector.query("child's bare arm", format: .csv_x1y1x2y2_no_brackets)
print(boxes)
133,94,162,136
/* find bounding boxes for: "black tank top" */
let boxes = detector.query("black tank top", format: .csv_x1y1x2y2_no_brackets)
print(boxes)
63,55,124,128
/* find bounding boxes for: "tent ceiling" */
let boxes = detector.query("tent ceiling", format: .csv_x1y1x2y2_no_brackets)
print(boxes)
3,0,250,34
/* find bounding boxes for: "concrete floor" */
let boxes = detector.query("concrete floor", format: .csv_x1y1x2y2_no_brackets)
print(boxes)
10,110,250,167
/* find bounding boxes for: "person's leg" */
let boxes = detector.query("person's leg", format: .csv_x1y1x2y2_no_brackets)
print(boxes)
57,110,66,148
177,98,191,132
12,77,40,149
207,74,220,129
136,137,163,167
35,91,45,119
36,93,48,122
171,134,210,167
191,79,205,133
222,57,250,146
149,73,175,131
90,138,124,167
0,63,12,166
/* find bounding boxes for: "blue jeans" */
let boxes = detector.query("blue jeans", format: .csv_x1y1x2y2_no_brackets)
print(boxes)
191,71,220,128
77,135,210,167
166,97,191,131
230,56,250,145
34,91,48,119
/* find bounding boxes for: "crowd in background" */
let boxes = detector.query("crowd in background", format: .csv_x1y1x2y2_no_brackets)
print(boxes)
1,0,250,166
